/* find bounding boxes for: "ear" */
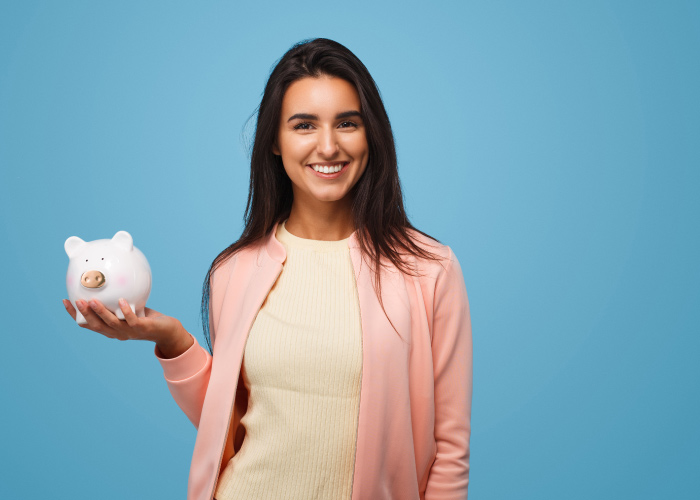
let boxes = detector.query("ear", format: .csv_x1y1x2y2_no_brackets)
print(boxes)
64,236,86,258
111,231,134,252
272,141,280,156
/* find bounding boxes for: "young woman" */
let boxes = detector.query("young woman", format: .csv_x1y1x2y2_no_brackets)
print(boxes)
63,38,473,500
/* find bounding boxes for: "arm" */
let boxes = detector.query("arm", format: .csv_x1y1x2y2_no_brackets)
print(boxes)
154,332,212,428
153,258,232,428
425,247,473,499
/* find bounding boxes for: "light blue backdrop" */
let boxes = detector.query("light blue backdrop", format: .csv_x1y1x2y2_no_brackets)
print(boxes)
1,1,697,498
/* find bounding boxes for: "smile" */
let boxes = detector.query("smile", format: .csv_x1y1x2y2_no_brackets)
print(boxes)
307,161,349,178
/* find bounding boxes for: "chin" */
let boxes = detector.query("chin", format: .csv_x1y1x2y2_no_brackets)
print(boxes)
312,193,347,203
306,187,351,203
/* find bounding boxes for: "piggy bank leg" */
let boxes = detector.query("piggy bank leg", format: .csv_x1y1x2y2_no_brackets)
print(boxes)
136,307,146,318
115,303,136,320
76,310,87,325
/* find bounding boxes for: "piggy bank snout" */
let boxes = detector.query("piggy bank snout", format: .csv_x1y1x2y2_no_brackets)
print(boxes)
80,270,106,289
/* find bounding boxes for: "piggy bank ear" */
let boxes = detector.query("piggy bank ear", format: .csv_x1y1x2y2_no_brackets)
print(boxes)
112,231,134,252
65,236,86,258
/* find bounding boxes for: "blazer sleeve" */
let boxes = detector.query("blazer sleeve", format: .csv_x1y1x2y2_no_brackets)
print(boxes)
425,246,473,500
153,260,231,429
154,332,212,429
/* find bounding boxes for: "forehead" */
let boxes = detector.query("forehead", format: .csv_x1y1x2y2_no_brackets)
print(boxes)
281,76,360,115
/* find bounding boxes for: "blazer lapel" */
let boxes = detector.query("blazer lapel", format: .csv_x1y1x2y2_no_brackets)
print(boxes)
191,224,285,500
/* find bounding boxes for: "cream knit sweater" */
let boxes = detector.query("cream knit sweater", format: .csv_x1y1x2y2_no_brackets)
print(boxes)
214,220,363,500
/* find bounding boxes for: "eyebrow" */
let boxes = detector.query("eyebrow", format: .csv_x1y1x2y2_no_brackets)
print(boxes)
287,110,363,122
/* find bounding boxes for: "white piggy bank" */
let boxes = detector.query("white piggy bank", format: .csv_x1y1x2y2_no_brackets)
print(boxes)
65,230,152,325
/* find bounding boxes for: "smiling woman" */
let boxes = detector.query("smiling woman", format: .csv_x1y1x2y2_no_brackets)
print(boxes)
272,75,370,229
63,37,472,500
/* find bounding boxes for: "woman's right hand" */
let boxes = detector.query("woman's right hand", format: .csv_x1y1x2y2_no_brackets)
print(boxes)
62,298,194,358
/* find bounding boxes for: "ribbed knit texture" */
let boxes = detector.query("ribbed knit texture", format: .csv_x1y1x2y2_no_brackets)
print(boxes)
214,220,363,500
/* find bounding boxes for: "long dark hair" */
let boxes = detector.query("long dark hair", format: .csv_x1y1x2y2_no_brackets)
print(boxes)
200,37,444,354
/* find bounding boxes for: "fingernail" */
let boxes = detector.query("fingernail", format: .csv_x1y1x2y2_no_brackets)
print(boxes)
119,298,126,306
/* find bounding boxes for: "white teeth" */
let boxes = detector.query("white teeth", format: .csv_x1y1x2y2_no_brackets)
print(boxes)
312,163,344,173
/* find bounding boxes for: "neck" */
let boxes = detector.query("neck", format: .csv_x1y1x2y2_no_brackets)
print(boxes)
285,200,355,241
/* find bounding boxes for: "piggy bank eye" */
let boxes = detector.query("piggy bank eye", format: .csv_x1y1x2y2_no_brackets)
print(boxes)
85,259,88,262
102,258,104,260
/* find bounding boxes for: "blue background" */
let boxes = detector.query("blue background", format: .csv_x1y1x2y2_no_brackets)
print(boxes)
1,1,698,498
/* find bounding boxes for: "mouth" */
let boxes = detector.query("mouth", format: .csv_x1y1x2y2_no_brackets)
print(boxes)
306,161,349,178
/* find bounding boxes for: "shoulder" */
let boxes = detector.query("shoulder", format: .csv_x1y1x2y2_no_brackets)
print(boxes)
211,242,256,287
404,229,469,314
403,227,457,281
209,253,235,302
209,239,265,289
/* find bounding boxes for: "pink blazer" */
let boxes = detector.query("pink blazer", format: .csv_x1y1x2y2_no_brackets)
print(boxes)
154,221,473,500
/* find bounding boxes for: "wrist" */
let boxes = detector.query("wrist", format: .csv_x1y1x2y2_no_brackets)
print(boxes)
155,325,194,359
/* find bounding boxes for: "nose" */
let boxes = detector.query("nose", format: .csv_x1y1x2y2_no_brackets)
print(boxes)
80,270,106,289
317,127,339,157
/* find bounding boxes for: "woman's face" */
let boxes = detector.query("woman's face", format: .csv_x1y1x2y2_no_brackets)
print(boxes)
273,75,369,208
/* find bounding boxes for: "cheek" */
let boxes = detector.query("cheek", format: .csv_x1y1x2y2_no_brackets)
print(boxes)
115,274,129,287
67,275,74,286
342,134,369,160
279,133,315,162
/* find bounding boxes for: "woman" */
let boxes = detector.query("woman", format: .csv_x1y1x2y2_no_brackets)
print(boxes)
63,38,472,500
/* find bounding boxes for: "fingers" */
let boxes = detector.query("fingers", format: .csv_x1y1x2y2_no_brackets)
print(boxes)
72,299,121,339
87,299,122,330
65,297,147,342
73,299,101,328
62,299,76,320
119,298,139,327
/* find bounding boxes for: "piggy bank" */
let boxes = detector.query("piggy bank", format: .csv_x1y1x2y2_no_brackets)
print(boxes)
65,230,152,325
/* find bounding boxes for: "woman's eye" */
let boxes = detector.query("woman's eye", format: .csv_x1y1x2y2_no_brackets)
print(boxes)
293,121,358,130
